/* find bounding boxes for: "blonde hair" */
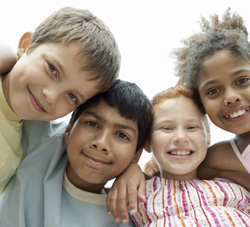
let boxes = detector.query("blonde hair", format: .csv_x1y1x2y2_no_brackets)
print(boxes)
27,7,120,93
144,85,210,177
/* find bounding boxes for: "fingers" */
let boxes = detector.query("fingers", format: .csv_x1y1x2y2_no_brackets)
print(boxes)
117,180,130,223
106,183,121,223
137,178,146,203
106,179,129,224
106,163,146,224
127,182,137,215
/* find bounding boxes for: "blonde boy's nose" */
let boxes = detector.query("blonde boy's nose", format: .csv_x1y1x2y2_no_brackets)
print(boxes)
42,87,60,105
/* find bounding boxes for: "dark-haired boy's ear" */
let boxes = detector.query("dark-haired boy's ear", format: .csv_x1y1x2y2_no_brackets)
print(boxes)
131,147,143,164
64,124,72,143
17,32,33,57
144,139,152,153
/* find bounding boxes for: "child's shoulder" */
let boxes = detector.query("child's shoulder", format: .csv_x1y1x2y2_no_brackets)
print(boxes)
208,139,234,156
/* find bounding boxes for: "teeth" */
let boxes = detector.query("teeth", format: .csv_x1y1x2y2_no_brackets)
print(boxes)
169,151,191,156
226,108,249,119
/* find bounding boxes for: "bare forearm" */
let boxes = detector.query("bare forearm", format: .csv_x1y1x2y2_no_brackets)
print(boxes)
0,43,17,74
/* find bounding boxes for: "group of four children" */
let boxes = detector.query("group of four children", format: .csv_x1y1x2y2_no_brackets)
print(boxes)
0,6,250,227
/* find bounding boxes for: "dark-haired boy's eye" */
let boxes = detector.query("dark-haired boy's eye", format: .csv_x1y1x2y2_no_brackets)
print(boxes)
117,132,129,140
86,121,98,128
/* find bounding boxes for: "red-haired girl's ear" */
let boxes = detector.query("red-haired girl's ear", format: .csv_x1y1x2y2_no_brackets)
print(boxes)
144,139,152,153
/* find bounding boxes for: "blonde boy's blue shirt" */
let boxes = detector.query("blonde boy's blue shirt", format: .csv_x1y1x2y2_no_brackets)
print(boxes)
0,120,135,227
0,76,23,194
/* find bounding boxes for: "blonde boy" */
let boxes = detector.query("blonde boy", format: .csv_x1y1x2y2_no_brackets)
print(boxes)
0,6,120,193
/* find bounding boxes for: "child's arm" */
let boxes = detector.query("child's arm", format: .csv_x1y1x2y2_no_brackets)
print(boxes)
198,140,250,190
0,43,17,74
106,163,147,224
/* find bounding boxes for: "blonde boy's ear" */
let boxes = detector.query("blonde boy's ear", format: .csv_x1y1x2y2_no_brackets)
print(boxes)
17,32,33,57
131,147,143,164
64,124,72,143
144,139,152,153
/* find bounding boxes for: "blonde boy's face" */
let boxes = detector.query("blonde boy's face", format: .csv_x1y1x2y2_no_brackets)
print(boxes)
3,42,101,121
151,96,208,180
198,50,250,135
64,100,140,192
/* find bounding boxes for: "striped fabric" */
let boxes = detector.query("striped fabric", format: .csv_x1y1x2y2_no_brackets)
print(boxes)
132,177,250,227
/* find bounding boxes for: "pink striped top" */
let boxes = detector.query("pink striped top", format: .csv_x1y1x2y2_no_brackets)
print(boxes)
132,177,250,227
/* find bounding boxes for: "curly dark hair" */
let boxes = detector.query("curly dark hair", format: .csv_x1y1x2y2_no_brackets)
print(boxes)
173,8,250,93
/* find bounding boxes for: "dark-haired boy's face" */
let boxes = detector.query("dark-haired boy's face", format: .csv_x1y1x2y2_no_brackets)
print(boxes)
64,99,140,192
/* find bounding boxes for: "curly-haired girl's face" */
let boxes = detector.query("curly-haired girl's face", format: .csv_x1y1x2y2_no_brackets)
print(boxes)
198,49,250,135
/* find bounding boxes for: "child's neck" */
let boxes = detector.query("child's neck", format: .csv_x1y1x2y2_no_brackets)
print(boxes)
161,170,198,181
66,164,106,194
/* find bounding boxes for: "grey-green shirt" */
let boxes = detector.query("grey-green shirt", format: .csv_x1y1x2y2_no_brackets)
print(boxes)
0,120,135,227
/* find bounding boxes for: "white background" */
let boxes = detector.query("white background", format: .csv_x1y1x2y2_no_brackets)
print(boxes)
2,0,246,174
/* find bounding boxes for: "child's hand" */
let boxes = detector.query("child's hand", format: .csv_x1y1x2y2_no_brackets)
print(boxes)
106,163,146,224
0,43,17,74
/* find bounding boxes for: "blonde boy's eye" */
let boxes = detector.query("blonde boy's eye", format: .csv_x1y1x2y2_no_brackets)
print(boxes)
48,63,57,76
68,92,78,104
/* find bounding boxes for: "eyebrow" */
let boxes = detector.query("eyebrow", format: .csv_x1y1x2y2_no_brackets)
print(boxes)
199,69,250,90
199,79,217,90
115,123,137,134
85,111,137,133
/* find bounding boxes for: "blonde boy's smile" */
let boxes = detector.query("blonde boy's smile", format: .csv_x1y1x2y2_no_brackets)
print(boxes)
28,88,47,113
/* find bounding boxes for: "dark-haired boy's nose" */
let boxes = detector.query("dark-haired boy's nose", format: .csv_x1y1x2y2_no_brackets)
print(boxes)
90,130,111,153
